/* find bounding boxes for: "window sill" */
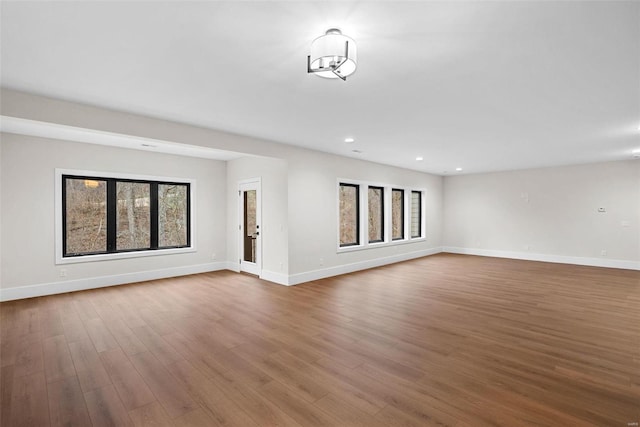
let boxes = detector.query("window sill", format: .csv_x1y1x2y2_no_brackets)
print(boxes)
337,237,426,254
56,246,196,265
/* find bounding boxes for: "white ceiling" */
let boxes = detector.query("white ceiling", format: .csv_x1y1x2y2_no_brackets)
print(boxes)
1,1,639,175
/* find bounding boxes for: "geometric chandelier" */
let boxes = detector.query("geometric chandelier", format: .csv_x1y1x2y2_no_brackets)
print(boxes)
307,28,357,81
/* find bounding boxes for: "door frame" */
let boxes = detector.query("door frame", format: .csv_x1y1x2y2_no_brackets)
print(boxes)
238,178,262,275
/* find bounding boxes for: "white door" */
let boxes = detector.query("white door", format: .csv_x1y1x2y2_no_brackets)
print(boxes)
238,180,261,275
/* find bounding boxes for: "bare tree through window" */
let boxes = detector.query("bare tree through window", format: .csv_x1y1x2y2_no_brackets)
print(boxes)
368,186,384,243
339,184,359,246
65,179,107,254
392,189,404,240
159,184,188,247
116,182,150,250
63,175,190,257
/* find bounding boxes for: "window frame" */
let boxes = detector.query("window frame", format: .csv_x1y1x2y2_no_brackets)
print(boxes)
410,190,423,239
367,186,385,244
337,179,426,253
338,182,360,247
391,188,405,241
56,169,196,265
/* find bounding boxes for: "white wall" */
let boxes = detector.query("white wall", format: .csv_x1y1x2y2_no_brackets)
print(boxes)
226,156,289,281
0,133,227,299
286,149,443,282
2,89,446,291
443,160,640,269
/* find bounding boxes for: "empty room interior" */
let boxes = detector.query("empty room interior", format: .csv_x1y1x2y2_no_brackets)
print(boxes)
0,1,639,426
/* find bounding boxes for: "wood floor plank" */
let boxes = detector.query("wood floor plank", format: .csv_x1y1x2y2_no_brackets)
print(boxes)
0,365,15,427
10,371,50,426
39,309,65,339
129,351,198,418
189,353,303,427
47,376,92,427
130,326,183,366
174,408,222,427
232,345,330,403
1,334,18,367
84,385,134,427
128,401,173,427
256,378,338,427
43,335,76,383
166,359,259,427
104,318,148,356
61,312,91,343
13,338,44,378
99,348,156,411
85,318,120,353
314,393,388,427
68,338,112,393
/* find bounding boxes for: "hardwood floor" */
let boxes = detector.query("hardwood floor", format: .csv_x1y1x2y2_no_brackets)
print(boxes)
1,253,638,426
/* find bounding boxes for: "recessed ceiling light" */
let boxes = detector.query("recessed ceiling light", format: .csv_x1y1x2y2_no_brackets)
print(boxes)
455,167,463,171
344,137,355,143
416,157,423,161
352,149,363,154
633,149,640,158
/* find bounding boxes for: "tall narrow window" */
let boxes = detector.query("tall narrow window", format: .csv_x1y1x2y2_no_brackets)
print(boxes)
116,182,151,251
339,183,359,247
391,189,404,240
159,184,189,247
411,191,422,238
368,186,384,243
64,178,108,255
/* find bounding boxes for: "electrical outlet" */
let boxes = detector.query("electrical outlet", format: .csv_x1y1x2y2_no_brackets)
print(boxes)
59,268,67,278
211,253,217,261
319,258,324,267
600,250,607,257
523,244,530,251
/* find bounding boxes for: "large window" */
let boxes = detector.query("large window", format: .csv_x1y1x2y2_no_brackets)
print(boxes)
391,189,404,241
411,190,422,238
368,186,384,243
339,183,359,247
62,174,191,258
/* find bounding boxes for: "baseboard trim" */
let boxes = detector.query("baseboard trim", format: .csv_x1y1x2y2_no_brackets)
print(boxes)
442,247,640,270
226,261,241,273
287,247,443,286
0,262,228,302
9,246,627,301
260,270,290,286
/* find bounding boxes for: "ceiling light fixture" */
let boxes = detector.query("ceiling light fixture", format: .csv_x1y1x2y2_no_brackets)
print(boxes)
344,137,355,143
307,28,357,81
455,167,463,171
416,157,423,161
